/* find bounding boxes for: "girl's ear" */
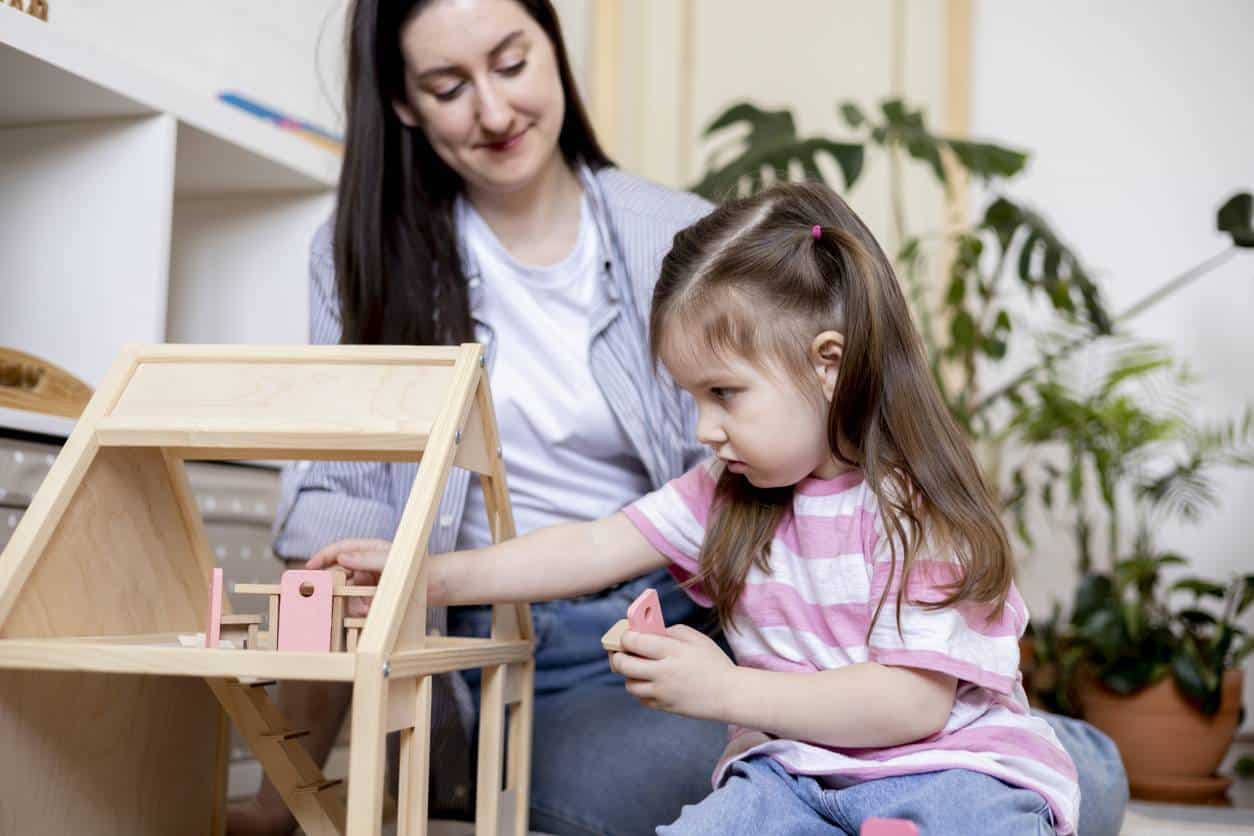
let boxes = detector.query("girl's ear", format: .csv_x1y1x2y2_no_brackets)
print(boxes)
810,331,844,402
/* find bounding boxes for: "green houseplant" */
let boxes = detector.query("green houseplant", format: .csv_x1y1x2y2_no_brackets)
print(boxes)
691,98,1254,797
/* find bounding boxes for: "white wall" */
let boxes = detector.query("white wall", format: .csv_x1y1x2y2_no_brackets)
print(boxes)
971,0,1254,720
42,0,349,133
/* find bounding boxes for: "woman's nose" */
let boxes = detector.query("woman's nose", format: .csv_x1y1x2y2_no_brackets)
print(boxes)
476,79,514,135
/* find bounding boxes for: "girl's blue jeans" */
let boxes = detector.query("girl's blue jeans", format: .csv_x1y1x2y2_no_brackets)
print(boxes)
450,570,1128,836
659,754,1055,835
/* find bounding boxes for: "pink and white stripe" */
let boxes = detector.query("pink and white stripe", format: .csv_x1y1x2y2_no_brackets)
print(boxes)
625,458,1080,834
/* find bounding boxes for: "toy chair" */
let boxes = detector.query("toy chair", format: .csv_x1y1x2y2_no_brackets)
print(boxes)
0,343,533,836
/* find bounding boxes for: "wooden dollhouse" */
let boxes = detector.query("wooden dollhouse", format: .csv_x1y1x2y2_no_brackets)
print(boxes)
0,343,534,835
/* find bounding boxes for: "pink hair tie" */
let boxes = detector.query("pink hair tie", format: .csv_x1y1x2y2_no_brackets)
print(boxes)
811,224,822,240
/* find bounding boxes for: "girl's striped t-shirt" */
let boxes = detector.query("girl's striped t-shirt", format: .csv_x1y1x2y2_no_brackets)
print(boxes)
621,458,1081,834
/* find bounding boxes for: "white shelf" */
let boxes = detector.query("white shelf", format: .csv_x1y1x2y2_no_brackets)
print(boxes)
0,7,336,390
0,7,339,194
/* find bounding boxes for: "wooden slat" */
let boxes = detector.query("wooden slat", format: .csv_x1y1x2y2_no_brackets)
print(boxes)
396,676,434,836
385,676,417,733
345,654,388,836
134,344,460,364
0,639,357,680
505,661,535,836
96,418,432,456
359,345,483,658
469,368,531,645
386,638,533,679
475,664,506,834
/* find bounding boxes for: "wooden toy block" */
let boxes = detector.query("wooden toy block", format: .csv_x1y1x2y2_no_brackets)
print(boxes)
626,587,667,636
206,567,224,649
7,0,24,11
220,614,264,649
860,817,919,836
601,618,629,653
277,570,334,652
345,617,366,653
330,567,347,652
26,0,47,20
0,343,534,836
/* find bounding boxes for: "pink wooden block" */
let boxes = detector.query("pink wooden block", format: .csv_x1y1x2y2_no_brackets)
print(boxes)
860,818,918,836
206,567,223,649
627,587,667,636
277,570,334,652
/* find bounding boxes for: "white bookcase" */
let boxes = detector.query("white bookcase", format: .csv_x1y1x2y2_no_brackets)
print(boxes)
0,7,337,435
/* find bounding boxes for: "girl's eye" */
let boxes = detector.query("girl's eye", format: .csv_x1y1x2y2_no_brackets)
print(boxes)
498,60,527,77
711,387,735,403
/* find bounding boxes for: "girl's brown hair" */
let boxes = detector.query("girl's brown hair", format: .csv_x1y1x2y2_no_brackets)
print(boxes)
651,182,1012,631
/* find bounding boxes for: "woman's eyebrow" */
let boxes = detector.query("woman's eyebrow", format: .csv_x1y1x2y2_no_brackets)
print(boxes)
415,30,525,81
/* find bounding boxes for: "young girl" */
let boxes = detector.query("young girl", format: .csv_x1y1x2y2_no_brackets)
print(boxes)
317,182,1080,835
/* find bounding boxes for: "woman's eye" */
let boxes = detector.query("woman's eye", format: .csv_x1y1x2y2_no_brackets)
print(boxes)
498,60,527,77
711,387,734,402
432,83,465,102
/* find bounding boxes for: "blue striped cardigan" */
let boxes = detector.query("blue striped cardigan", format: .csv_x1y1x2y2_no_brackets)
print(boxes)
272,166,712,568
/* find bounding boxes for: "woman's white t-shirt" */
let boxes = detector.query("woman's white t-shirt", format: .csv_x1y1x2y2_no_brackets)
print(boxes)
455,196,653,550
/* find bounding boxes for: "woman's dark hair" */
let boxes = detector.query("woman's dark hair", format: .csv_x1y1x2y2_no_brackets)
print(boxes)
335,0,611,345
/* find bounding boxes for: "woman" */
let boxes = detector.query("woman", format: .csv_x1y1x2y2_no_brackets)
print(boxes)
232,1,1129,834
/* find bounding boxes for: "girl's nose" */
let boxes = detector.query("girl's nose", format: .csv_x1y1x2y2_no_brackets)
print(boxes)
696,413,727,447
476,79,514,135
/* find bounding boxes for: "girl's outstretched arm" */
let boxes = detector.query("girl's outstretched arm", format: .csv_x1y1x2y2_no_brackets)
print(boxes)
309,513,668,609
430,512,668,605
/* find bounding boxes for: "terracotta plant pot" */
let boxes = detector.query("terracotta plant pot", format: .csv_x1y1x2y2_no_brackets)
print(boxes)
1080,668,1244,800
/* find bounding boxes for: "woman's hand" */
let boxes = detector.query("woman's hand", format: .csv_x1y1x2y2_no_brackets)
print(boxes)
305,538,391,616
609,624,737,722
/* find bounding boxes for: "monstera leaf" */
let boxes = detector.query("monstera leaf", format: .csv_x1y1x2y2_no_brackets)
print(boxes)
981,197,1113,335
692,103,864,201
842,99,1028,186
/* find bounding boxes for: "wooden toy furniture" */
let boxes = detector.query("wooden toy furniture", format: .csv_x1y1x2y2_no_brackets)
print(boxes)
0,343,534,836
215,567,376,654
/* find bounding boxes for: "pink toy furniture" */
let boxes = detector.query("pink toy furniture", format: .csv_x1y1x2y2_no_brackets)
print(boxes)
860,817,919,836
206,567,224,649
626,587,667,636
277,569,335,652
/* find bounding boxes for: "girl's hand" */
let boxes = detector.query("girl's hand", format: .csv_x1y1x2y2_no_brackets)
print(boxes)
610,624,737,722
305,538,391,616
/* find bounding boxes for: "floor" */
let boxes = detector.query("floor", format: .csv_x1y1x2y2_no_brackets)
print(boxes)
1117,739,1254,835
344,739,1254,835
